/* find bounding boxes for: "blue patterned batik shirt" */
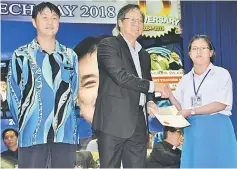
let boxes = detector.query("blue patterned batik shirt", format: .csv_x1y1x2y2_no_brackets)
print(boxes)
7,39,79,147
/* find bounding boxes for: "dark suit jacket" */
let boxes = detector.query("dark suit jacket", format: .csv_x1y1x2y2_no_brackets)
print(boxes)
146,141,181,168
1,149,18,161
92,34,154,138
169,61,182,70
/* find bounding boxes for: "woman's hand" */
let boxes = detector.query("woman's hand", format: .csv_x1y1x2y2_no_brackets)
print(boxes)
177,109,191,118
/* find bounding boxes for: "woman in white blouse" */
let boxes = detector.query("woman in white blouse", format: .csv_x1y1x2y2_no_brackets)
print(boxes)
169,35,237,168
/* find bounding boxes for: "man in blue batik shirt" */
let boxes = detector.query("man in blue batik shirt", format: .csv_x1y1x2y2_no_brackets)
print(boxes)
7,2,79,168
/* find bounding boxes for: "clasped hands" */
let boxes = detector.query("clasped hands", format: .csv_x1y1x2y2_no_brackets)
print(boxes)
148,83,193,118
154,83,170,98
147,83,171,117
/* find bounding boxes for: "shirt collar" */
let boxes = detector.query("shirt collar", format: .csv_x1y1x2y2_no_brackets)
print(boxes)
191,63,214,77
163,141,178,151
30,38,62,54
120,33,142,53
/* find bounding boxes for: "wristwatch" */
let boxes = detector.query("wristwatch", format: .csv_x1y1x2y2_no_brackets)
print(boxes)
190,108,196,115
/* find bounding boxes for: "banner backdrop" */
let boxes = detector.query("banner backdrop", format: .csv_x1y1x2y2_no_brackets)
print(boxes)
137,1,183,135
1,1,183,152
0,1,127,23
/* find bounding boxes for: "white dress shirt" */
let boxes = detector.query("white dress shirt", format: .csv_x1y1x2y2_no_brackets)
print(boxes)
121,33,154,106
174,63,232,115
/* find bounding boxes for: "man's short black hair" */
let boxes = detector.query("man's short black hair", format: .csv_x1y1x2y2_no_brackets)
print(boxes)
74,35,112,61
163,126,182,140
32,2,60,19
2,129,18,140
76,151,97,168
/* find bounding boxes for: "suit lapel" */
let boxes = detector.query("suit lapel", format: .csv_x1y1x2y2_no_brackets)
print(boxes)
117,34,138,76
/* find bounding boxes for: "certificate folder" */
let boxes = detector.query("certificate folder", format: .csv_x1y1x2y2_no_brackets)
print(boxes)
154,106,191,128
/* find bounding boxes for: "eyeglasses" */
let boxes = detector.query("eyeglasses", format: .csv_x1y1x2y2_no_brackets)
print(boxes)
191,47,210,52
123,17,143,24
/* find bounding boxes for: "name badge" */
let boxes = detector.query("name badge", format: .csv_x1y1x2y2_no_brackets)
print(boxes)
191,95,202,107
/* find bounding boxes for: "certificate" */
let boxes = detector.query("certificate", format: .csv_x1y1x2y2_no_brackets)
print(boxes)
154,106,191,128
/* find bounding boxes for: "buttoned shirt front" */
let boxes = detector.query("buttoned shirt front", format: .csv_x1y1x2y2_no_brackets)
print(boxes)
7,39,79,147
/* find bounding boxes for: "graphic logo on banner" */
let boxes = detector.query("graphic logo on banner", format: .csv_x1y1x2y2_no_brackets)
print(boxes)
138,0,181,37
146,46,184,91
145,44,184,133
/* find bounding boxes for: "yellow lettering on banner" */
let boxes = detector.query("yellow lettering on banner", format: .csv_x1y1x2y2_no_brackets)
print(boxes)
154,26,164,31
144,25,165,31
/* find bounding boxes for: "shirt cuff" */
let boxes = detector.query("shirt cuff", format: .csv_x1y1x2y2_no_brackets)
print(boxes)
148,81,155,93
147,100,155,105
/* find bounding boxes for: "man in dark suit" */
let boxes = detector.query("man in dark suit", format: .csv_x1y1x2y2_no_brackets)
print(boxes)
169,52,183,70
147,127,183,168
92,4,169,168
